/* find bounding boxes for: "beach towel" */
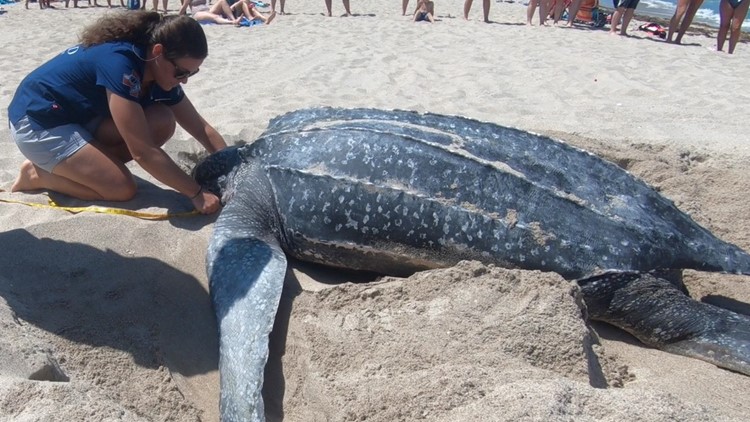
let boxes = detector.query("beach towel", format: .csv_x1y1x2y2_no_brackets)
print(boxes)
238,16,263,27
638,22,667,39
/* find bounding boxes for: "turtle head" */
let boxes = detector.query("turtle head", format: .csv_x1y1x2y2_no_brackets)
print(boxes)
192,145,246,197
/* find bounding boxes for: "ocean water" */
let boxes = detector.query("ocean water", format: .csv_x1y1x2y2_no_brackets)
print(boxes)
612,0,750,29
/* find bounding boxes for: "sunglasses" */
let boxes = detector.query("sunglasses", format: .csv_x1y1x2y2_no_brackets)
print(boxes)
167,58,200,79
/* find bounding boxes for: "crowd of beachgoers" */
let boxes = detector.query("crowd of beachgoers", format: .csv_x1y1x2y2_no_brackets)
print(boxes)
13,0,749,54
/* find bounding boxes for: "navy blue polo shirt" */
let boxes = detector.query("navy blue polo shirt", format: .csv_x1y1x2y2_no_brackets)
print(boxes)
8,41,184,130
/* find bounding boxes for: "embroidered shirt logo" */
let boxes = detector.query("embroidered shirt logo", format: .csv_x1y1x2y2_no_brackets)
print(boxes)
122,70,141,98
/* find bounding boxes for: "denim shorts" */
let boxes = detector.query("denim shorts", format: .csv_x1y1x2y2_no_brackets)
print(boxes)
9,115,102,173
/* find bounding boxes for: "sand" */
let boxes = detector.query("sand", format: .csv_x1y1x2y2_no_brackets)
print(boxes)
1,1,750,421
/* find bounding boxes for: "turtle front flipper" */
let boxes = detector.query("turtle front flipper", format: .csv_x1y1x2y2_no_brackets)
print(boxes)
579,272,750,376
207,197,287,422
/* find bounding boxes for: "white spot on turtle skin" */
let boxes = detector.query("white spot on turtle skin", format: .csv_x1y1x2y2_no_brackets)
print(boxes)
338,195,345,204
335,224,343,231
443,223,450,235
345,210,359,230
324,217,331,224
363,215,370,224
365,203,372,212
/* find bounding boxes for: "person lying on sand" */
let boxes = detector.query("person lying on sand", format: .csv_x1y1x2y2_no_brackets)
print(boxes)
231,0,277,24
180,0,241,25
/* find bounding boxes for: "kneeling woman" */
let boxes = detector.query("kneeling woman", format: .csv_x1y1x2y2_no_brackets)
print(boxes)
8,11,227,214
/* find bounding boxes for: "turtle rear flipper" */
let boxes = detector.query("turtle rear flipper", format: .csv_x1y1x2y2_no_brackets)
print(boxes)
663,308,750,375
579,271,750,376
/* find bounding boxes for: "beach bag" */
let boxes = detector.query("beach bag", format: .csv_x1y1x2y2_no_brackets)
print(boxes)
573,0,607,28
591,8,607,27
128,0,140,10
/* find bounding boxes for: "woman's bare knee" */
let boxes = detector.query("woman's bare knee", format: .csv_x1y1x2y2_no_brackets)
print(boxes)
100,179,137,201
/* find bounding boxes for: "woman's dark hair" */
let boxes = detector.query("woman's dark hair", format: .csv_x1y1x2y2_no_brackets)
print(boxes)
79,11,208,61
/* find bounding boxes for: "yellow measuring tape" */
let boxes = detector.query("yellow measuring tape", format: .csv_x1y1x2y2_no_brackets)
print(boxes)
0,192,199,221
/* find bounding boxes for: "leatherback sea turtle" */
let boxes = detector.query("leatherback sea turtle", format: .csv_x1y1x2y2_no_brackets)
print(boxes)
193,107,750,421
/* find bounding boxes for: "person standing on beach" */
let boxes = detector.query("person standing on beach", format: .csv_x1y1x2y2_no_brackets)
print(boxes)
463,0,490,22
526,0,549,25
7,12,227,215
609,0,640,35
717,0,750,53
152,0,168,13
271,0,286,14
325,0,351,16
666,0,705,44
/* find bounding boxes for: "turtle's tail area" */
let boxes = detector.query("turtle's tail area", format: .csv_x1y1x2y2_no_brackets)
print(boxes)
579,271,750,376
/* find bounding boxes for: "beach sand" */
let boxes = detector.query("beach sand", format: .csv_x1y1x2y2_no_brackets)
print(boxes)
1,1,750,421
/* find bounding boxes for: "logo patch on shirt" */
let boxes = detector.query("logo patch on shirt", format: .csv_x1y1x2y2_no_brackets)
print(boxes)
122,70,141,98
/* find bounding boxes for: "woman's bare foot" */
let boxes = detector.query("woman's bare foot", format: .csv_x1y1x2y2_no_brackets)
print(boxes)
266,10,277,23
11,160,45,193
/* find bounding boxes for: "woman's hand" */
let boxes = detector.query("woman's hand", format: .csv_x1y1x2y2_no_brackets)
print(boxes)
191,189,222,214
